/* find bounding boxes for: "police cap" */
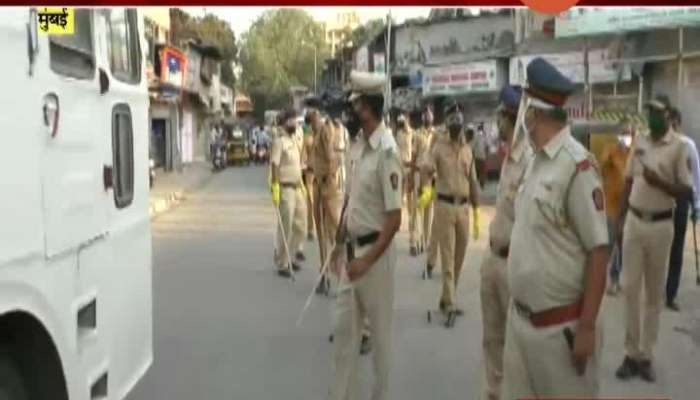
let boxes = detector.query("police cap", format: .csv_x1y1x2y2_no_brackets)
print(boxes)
498,85,522,115
348,71,386,102
526,57,575,109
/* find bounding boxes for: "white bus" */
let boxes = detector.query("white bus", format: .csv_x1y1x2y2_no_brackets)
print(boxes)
0,8,152,400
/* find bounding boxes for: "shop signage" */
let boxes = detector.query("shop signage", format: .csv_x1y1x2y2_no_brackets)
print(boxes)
509,50,631,85
556,8,700,38
422,60,499,96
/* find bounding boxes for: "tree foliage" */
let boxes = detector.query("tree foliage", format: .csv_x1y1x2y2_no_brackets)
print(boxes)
239,9,329,120
170,8,238,88
341,18,385,49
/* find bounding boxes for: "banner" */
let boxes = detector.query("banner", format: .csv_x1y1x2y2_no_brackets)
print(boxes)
556,8,700,38
423,60,499,97
510,50,631,86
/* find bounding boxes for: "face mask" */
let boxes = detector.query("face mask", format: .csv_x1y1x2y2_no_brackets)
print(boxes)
648,112,667,137
619,134,632,148
448,125,461,141
345,110,361,139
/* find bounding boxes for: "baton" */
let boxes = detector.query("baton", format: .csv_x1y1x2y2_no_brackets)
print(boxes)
692,204,700,286
296,244,337,326
274,203,295,282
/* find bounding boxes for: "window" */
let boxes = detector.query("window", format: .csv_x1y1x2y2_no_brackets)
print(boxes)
49,8,94,79
112,104,134,209
104,8,141,84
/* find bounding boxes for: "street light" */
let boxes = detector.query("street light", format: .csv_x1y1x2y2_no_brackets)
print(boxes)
301,40,318,94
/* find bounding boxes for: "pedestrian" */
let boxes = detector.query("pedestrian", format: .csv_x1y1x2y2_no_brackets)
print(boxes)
502,58,610,399
302,115,316,241
665,107,700,311
418,102,481,325
309,108,344,294
269,108,307,278
414,106,439,270
600,119,635,295
329,71,402,400
479,85,529,400
395,113,419,255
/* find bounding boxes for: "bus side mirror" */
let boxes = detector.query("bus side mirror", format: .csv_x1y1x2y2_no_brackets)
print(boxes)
99,68,110,94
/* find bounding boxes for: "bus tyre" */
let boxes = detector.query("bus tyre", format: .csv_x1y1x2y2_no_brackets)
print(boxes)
0,348,29,400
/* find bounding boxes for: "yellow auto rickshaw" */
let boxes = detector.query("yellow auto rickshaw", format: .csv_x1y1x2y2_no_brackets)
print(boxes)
223,122,250,165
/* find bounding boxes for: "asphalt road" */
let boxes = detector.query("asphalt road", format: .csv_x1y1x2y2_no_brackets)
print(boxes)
129,165,700,400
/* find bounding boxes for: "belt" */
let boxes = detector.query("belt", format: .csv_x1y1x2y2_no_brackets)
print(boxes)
437,193,469,205
630,206,673,222
346,231,380,261
514,300,582,328
490,241,509,259
280,182,300,189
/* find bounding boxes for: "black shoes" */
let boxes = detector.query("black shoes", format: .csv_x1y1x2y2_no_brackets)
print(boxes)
295,251,306,262
422,264,434,280
360,334,372,355
315,275,330,295
277,269,291,278
638,360,656,383
615,356,639,380
292,263,302,272
666,300,680,312
410,246,418,257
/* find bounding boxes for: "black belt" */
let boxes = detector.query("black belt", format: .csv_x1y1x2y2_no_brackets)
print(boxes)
280,182,300,189
346,231,380,261
630,206,673,222
490,241,509,259
437,193,469,205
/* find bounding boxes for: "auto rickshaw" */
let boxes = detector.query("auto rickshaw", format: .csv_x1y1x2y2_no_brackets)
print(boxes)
570,113,646,164
223,121,250,165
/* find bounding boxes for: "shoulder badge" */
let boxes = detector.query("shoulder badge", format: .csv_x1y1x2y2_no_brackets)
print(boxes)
576,159,591,172
390,173,399,191
592,187,604,211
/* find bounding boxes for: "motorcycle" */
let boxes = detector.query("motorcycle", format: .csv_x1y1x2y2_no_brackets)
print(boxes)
256,143,269,164
212,140,227,171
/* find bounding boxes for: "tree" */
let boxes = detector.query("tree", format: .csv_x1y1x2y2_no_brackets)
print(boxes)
170,8,238,88
238,9,329,121
341,18,385,49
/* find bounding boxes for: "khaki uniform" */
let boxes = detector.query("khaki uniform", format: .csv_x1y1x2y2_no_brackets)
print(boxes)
422,134,480,311
312,119,344,270
302,132,316,238
396,127,418,246
479,137,530,400
503,127,608,398
271,134,307,269
415,126,439,262
622,131,691,361
331,124,402,400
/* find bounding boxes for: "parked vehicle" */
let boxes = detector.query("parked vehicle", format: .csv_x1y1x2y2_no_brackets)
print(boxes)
212,139,228,171
224,122,250,165
0,8,152,400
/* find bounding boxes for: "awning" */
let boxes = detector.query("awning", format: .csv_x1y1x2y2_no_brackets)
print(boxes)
592,109,647,128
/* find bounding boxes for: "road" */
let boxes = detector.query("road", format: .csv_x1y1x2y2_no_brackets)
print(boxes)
129,165,700,400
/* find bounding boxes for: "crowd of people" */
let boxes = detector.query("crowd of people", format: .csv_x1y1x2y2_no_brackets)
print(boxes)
265,56,698,400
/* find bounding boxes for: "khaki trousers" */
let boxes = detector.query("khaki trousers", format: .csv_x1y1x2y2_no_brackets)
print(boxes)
425,201,438,266
304,170,315,238
313,177,343,271
405,171,421,248
274,187,307,269
622,213,674,360
479,250,510,400
433,200,470,309
331,242,396,400
502,304,602,399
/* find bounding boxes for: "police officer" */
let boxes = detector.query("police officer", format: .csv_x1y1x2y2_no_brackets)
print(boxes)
502,58,610,398
414,107,439,269
614,97,693,382
329,71,402,400
479,86,528,400
302,114,316,241
309,108,344,293
418,103,480,325
270,108,308,277
395,113,419,254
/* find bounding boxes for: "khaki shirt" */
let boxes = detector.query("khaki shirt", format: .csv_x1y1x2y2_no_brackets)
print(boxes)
302,132,314,172
395,127,414,169
508,126,609,311
423,135,479,199
625,131,692,211
312,119,341,178
414,127,436,169
271,134,303,184
489,137,532,249
346,123,403,237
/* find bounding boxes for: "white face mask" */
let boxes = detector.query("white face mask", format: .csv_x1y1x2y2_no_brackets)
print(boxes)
619,134,632,148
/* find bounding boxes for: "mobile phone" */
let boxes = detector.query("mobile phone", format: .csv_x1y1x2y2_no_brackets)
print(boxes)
563,327,575,351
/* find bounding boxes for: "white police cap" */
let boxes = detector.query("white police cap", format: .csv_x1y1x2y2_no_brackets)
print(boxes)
348,71,386,102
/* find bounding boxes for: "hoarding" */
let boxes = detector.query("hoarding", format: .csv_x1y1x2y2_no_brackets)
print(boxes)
556,8,700,38
510,49,631,85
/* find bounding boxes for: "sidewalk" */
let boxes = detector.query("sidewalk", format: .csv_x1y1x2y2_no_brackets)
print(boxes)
149,161,214,218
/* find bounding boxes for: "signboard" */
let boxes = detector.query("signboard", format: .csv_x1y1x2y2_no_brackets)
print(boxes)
161,48,187,88
423,60,499,96
373,53,386,74
510,50,631,86
556,8,700,38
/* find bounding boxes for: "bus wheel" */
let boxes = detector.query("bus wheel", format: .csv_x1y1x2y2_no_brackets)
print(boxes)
0,348,29,400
